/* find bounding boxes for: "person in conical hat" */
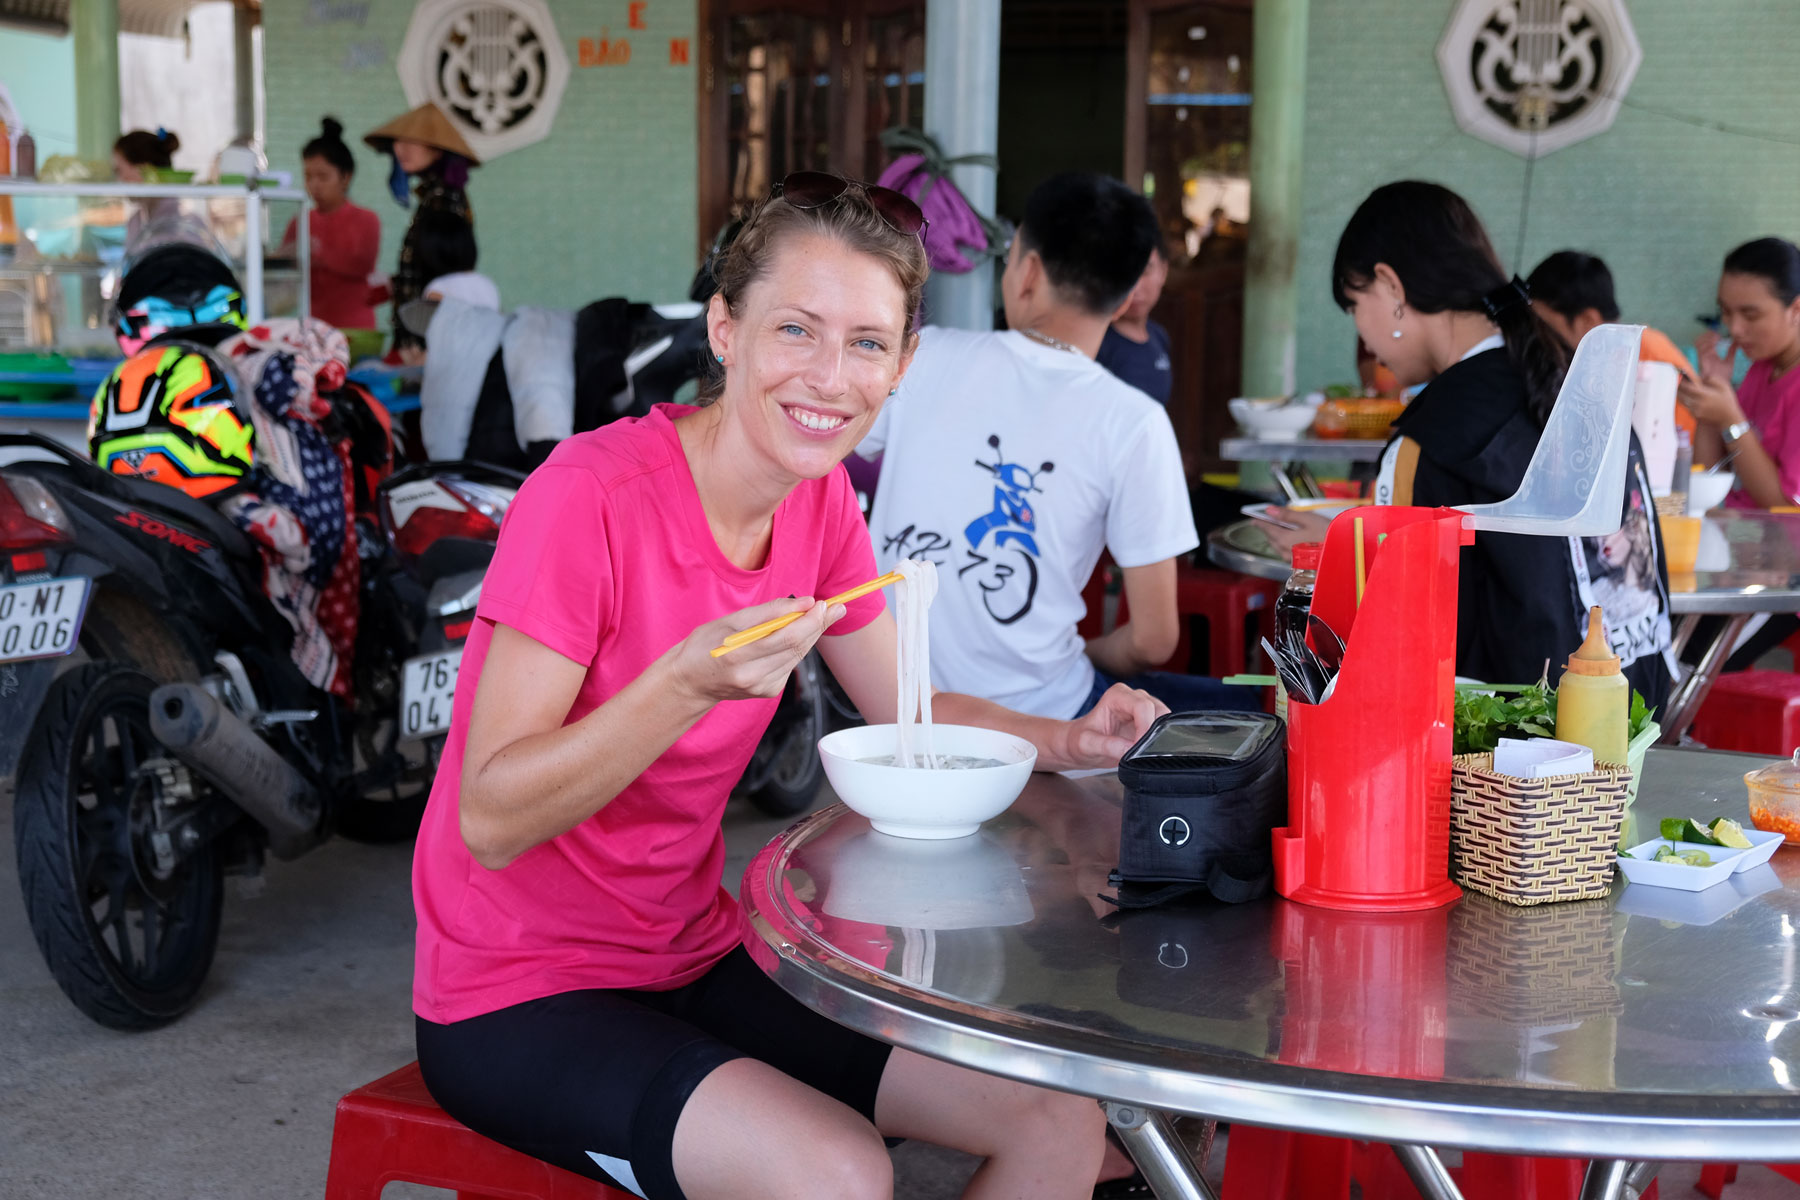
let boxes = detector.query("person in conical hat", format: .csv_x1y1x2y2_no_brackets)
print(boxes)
365,103,480,356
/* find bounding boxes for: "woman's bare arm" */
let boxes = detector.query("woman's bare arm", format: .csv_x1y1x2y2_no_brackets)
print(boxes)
460,597,839,869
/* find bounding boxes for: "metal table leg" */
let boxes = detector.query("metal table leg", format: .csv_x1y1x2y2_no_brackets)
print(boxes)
1389,1144,1465,1200
1102,1102,1216,1200
1660,612,1751,743
1579,1159,1629,1200
1623,1162,1662,1199
1292,462,1325,500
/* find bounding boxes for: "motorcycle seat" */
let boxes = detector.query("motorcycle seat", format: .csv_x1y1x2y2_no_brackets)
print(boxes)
111,477,257,562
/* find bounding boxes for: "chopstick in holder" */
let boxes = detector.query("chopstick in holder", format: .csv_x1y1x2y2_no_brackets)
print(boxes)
1353,516,1367,608
711,571,906,657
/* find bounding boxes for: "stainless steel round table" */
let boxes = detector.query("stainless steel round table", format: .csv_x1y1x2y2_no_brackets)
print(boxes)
742,749,1800,1200
1206,512,1800,742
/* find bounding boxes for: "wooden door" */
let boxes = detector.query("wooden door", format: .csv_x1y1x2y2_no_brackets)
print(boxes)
697,0,925,257
1126,0,1253,473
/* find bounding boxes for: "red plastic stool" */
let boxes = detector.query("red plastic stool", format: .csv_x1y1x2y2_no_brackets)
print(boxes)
1700,1162,1800,1197
1692,669,1800,756
1114,565,1281,676
324,1061,630,1200
1077,556,1118,640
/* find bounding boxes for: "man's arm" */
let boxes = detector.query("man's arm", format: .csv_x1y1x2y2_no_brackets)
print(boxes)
1084,557,1179,678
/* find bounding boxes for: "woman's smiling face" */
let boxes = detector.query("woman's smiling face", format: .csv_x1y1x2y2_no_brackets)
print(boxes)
709,230,915,482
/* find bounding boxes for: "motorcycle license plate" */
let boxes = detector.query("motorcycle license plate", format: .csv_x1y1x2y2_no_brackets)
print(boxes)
0,576,89,663
399,648,463,741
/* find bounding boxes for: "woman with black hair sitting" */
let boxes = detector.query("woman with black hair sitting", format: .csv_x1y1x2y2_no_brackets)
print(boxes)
1265,181,1672,707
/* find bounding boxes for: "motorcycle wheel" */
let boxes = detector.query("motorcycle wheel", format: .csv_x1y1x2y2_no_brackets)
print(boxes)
746,652,828,818
14,662,224,1030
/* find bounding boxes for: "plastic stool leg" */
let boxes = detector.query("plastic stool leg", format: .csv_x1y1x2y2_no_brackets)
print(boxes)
1454,1153,1585,1200
1221,1126,1353,1200
1697,1163,1738,1198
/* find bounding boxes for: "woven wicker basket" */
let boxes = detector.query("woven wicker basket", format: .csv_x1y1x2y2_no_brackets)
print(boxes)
1450,753,1632,906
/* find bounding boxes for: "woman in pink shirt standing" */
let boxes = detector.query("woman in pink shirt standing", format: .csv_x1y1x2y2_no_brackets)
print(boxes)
1681,237,1800,508
410,175,1162,1200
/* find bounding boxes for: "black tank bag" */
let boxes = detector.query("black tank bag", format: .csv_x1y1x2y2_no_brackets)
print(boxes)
1108,711,1286,908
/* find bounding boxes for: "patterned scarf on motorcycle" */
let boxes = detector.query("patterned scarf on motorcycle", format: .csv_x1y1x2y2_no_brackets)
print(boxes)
217,319,362,696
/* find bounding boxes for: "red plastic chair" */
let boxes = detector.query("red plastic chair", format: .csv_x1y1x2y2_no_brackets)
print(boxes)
1699,1163,1800,1197
324,1061,631,1200
1692,668,1800,756
1112,563,1281,677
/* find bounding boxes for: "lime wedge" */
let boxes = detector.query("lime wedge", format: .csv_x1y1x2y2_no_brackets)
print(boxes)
1678,849,1713,866
1709,818,1754,849
1660,818,1723,845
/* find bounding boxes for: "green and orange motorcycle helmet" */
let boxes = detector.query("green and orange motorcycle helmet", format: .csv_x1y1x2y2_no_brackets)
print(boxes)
88,341,255,500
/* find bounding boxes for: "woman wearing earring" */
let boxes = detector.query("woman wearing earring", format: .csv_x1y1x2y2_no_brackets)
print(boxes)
1263,181,1672,704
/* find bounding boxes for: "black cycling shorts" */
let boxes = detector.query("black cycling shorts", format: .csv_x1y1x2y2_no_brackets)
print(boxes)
415,946,894,1200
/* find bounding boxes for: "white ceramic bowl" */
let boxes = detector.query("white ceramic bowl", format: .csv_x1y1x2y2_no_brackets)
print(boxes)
1228,397,1315,441
818,723,1037,839
1687,470,1735,515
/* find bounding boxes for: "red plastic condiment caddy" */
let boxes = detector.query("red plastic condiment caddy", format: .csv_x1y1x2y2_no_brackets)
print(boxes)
1276,506,1474,911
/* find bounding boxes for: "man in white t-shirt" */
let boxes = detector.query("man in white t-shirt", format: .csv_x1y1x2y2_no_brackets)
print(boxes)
857,172,1255,720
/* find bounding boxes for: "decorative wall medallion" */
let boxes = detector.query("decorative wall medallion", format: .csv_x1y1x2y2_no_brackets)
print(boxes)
397,0,571,161
1437,0,1642,158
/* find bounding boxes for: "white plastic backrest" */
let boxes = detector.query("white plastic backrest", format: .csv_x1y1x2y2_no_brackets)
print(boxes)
1458,323,1644,536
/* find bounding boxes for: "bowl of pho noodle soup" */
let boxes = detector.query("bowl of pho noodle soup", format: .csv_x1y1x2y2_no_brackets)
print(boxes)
817,560,1037,839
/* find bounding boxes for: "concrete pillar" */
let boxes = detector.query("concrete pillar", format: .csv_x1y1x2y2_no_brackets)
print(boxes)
73,0,122,162
922,0,1000,331
233,3,257,142
1240,0,1310,396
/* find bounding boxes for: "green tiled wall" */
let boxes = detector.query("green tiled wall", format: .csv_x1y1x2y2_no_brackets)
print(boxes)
263,0,699,314
1293,0,1800,391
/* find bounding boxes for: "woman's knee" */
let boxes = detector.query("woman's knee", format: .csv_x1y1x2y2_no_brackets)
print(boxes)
807,1123,894,1200
1003,1086,1107,1162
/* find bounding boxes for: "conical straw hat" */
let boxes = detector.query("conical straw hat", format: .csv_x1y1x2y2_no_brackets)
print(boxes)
363,103,481,166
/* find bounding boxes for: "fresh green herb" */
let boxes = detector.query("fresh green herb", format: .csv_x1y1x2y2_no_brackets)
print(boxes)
1453,683,1557,755
1628,690,1657,741
1322,383,1361,399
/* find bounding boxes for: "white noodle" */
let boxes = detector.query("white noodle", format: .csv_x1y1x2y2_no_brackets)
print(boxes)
893,559,938,769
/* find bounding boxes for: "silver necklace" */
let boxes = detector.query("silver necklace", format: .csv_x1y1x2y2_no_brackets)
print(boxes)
1021,327,1081,355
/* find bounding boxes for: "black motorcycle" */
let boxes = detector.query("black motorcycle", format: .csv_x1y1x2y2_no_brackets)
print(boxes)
0,431,507,1029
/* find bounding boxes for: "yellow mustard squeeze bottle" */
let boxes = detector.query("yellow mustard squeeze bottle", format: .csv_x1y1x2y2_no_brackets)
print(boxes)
1555,605,1628,765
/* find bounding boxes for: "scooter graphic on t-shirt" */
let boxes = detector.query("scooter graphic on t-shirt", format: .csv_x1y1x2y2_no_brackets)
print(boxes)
959,435,1054,625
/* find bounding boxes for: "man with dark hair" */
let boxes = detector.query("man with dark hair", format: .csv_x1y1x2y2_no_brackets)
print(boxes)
1527,251,1697,433
1097,243,1173,405
857,172,1251,719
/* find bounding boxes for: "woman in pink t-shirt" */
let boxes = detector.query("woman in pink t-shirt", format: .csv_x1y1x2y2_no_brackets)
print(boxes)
1681,237,1800,508
411,176,1164,1200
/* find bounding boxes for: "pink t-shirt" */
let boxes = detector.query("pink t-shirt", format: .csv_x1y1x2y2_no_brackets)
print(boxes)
1727,359,1800,508
412,405,884,1024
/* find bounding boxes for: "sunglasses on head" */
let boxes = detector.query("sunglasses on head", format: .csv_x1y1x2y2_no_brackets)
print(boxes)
775,171,928,237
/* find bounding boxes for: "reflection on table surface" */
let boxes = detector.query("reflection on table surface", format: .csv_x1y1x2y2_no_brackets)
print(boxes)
754,748,1800,1106
1210,509,1800,612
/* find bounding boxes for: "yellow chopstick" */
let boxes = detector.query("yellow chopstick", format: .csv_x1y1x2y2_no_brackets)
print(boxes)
711,570,906,656
1353,516,1367,608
